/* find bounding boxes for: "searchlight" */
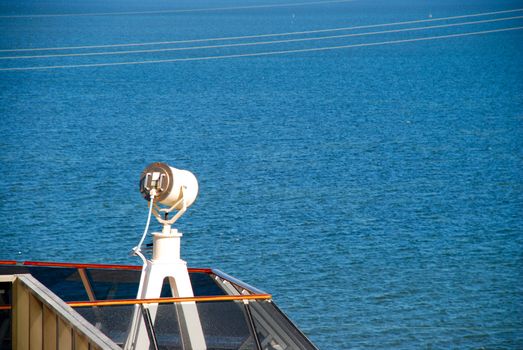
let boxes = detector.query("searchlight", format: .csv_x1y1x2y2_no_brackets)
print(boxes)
126,162,206,350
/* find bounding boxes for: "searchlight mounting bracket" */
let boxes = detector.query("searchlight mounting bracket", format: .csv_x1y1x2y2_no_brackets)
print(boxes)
152,186,187,227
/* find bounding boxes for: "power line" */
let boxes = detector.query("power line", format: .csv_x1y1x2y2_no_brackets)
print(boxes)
2,15,521,60
0,8,521,53
0,0,355,19
1,26,521,72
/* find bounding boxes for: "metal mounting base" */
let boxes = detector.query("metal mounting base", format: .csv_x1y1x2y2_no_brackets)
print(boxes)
124,229,206,350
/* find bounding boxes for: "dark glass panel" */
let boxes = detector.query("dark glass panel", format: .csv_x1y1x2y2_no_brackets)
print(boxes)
76,304,135,346
75,301,259,350
190,273,226,297
87,268,140,300
249,301,317,350
0,265,88,301
0,266,28,275
153,303,182,349
26,267,88,301
197,301,257,350
152,301,258,349
0,264,225,303
159,273,226,298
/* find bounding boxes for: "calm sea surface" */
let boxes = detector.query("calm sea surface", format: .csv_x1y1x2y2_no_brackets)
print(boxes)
1,0,522,348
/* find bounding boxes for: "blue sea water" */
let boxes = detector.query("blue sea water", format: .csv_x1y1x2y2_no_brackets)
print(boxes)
1,0,522,348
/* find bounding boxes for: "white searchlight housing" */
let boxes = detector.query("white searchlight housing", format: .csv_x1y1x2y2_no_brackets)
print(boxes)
139,162,199,210
133,162,200,262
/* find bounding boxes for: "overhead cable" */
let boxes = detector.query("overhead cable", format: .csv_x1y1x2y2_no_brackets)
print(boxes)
0,8,521,53
0,26,521,71
0,0,356,18
1,15,521,60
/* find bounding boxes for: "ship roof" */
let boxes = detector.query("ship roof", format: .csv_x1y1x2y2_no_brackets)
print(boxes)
0,260,317,349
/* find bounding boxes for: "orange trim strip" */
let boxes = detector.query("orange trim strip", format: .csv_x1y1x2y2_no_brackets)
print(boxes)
0,293,271,310
0,260,17,265
188,268,213,273
68,294,272,308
